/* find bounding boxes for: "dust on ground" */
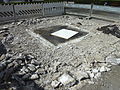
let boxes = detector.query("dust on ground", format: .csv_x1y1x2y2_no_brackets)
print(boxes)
0,15,120,90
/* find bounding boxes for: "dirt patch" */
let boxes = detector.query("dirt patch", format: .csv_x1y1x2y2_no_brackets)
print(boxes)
0,15,120,90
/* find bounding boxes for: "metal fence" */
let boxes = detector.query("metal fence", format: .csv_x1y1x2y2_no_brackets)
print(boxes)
0,5,14,22
65,4,120,14
0,2,64,22
43,2,64,16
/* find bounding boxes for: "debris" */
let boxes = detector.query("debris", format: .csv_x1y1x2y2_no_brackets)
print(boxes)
27,64,36,72
97,24,120,38
35,68,46,75
88,80,95,84
72,71,89,81
106,57,120,65
22,73,31,80
30,74,39,80
106,67,111,72
94,72,101,79
3,34,14,44
0,41,7,55
51,80,60,88
0,15,120,90
25,54,35,61
99,66,107,72
89,73,94,79
69,81,86,90
53,62,61,72
77,22,82,25
58,73,76,86
0,27,9,30
17,21,24,25
92,68,99,74
0,54,6,61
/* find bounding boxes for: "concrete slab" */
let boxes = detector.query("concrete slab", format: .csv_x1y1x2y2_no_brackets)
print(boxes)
33,25,88,46
51,29,79,39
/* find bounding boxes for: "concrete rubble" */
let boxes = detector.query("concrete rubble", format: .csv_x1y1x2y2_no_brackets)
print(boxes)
58,72,76,86
106,55,120,65
51,80,60,88
0,15,120,90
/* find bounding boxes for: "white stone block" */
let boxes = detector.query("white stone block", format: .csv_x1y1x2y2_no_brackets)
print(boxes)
58,73,76,86
51,29,79,39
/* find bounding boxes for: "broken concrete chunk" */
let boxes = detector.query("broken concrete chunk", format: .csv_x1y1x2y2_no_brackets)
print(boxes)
97,24,120,38
54,61,61,68
106,57,120,65
53,61,62,72
27,64,36,72
92,68,99,74
0,27,9,30
94,72,101,79
22,73,31,80
25,54,35,61
35,68,46,75
88,80,95,84
106,67,111,72
89,73,94,79
72,71,89,81
30,74,39,80
99,66,107,72
17,21,24,25
0,54,6,61
51,80,60,88
58,73,76,86
69,81,86,90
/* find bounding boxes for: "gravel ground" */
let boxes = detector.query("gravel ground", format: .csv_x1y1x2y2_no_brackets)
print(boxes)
0,15,120,90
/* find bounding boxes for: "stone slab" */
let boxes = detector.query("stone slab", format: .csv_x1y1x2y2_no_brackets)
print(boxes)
51,29,79,39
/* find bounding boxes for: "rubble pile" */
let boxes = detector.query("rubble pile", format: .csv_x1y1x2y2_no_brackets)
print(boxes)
0,15,120,90
97,24,120,38
0,28,44,90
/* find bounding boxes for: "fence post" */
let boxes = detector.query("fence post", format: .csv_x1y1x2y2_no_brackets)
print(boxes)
89,3,94,18
13,4,17,22
63,2,66,15
42,2,44,17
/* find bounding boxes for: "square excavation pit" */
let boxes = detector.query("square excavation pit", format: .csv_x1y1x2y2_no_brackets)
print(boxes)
34,25,88,46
